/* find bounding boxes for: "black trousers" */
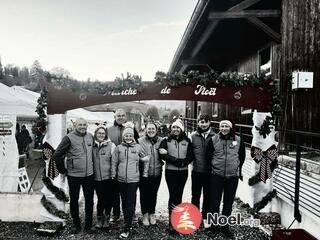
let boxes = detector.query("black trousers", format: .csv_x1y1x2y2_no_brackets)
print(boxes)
165,169,188,215
67,175,94,227
139,176,162,214
111,180,121,216
209,174,239,217
119,182,139,229
191,171,211,218
94,179,114,217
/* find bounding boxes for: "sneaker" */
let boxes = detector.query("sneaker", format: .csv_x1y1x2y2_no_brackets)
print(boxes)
142,213,150,226
149,213,156,225
95,216,104,229
110,215,120,223
102,214,110,228
119,228,132,239
132,214,138,223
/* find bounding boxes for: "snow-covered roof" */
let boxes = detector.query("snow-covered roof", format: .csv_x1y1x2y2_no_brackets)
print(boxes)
0,84,38,118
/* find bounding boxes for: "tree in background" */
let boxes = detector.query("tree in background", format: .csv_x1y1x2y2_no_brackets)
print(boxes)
146,106,160,121
0,57,3,79
30,60,44,91
169,109,181,122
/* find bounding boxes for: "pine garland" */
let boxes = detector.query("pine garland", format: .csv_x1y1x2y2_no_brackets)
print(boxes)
154,70,281,119
252,190,277,213
248,173,261,186
40,195,69,219
248,159,278,186
42,176,69,202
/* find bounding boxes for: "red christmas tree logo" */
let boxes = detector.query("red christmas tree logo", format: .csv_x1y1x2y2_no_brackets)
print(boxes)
170,203,202,234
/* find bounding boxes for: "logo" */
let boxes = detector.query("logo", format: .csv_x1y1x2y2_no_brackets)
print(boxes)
170,203,202,234
234,90,242,100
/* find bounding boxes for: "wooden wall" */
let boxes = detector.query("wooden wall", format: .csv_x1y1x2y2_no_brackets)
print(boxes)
281,0,320,132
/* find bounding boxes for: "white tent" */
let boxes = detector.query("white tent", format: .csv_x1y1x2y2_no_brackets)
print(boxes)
0,83,37,119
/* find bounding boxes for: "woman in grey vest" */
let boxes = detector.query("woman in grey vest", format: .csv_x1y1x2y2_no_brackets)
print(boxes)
159,119,194,236
111,127,149,239
138,122,163,226
92,126,116,228
206,120,245,238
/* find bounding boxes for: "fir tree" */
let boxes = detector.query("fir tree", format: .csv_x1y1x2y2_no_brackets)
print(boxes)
32,87,48,149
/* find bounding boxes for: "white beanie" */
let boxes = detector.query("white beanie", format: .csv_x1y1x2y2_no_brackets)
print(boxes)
219,120,232,128
122,127,134,137
171,120,184,132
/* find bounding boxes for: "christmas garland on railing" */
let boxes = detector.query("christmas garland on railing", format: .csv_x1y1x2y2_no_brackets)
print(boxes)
42,176,69,202
41,195,69,219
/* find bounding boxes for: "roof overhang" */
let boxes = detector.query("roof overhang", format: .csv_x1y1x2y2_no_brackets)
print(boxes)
169,0,281,74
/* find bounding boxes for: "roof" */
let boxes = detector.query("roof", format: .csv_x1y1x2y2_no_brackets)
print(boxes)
169,0,281,73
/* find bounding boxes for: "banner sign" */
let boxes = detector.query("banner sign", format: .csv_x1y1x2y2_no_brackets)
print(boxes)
47,82,272,114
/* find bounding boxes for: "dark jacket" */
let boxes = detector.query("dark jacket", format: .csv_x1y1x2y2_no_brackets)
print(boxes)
92,139,116,181
190,128,216,173
108,121,139,146
206,133,245,178
138,135,163,177
159,133,194,171
111,141,149,183
53,131,94,177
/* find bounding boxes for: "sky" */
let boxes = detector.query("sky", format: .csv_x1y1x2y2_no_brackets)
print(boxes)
0,0,198,82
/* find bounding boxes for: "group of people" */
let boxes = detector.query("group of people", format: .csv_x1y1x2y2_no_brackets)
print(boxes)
52,109,245,239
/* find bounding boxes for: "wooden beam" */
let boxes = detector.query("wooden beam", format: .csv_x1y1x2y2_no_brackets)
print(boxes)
246,17,281,43
190,0,263,59
208,10,281,20
229,0,263,11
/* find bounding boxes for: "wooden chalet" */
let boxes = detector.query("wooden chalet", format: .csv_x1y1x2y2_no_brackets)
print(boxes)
169,0,320,137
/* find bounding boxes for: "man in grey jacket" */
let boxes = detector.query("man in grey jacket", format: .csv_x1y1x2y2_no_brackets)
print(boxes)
53,118,94,234
190,115,215,222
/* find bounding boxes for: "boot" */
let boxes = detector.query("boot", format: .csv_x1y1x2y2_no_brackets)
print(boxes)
102,214,110,228
95,215,104,229
149,213,156,225
142,213,150,226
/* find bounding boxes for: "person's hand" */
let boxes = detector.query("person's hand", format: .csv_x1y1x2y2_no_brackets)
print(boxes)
159,148,167,155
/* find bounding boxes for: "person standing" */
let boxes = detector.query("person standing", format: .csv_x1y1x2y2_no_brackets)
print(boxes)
190,115,215,223
53,118,95,234
159,119,194,235
138,122,163,226
108,109,139,222
206,120,245,239
111,127,149,239
92,126,116,228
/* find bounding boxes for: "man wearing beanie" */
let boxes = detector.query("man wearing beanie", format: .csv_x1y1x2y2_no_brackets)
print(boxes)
206,119,245,239
190,115,215,225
